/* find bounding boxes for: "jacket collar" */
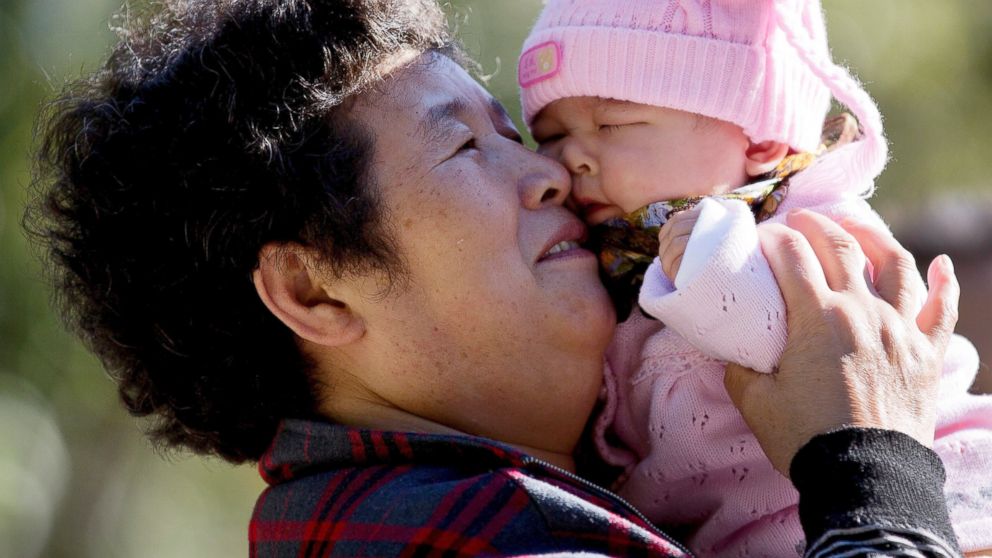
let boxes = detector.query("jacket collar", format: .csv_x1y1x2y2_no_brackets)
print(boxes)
258,419,530,485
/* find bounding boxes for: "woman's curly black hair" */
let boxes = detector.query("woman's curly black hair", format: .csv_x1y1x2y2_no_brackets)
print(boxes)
26,0,457,463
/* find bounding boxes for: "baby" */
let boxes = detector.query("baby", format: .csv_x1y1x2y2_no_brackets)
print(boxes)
519,1,992,556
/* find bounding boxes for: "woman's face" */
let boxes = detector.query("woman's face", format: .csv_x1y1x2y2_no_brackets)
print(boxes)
334,54,615,456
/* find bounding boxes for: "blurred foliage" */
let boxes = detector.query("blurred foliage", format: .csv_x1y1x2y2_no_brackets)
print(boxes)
0,1,989,556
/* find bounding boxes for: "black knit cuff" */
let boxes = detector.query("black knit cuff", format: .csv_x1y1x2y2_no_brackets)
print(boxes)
790,428,960,552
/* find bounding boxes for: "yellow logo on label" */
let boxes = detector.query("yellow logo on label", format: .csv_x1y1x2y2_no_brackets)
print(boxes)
538,48,555,72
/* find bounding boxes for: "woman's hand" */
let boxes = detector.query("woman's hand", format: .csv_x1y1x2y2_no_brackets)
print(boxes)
724,209,960,476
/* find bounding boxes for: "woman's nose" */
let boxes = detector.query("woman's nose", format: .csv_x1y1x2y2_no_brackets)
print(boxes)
520,153,572,209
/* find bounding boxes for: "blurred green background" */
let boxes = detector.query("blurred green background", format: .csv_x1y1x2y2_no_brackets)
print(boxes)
1,1,990,556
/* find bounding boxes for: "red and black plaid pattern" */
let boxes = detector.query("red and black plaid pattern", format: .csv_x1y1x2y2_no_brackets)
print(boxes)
249,419,691,557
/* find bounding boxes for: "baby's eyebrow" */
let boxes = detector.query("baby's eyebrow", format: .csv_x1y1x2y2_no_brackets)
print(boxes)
596,98,637,113
530,120,559,142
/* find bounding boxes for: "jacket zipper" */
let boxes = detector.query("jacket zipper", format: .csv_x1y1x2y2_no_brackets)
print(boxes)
521,456,694,556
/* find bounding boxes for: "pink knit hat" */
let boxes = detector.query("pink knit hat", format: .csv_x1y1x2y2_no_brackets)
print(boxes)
519,0,887,180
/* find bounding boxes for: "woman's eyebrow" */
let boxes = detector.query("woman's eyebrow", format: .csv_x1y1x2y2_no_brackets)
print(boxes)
417,99,469,145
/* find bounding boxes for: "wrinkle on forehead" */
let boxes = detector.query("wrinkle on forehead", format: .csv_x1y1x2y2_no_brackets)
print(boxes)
357,49,452,108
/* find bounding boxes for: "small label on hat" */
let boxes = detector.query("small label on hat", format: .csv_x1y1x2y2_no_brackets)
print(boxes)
519,41,561,88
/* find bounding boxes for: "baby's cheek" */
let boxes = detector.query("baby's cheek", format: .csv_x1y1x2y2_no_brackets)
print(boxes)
607,163,670,211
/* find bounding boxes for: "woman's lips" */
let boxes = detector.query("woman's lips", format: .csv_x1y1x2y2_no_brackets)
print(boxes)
537,220,592,262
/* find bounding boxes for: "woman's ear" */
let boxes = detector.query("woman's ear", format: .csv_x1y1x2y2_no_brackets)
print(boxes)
253,242,365,347
745,140,790,177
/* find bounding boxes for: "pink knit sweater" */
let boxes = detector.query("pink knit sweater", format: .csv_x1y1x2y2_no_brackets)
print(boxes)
594,143,992,557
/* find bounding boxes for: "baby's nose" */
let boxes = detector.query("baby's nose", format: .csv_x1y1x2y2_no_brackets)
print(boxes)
560,140,597,177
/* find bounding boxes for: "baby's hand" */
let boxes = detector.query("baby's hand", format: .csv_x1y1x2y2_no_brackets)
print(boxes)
658,206,702,281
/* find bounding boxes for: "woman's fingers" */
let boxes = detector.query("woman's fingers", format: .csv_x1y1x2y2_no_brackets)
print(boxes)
736,216,951,476
785,210,868,293
917,255,960,345
758,222,829,308
840,217,927,317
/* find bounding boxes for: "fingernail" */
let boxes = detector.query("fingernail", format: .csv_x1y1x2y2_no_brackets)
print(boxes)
941,254,954,273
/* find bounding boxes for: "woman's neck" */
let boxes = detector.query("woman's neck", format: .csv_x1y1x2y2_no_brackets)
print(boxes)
320,397,578,472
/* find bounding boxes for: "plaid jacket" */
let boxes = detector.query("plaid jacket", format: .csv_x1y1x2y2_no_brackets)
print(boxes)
249,419,691,557
249,420,961,557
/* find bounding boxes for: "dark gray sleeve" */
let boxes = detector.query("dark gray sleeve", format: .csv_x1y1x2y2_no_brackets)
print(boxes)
791,428,962,557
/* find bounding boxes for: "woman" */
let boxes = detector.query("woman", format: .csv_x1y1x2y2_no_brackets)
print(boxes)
28,0,975,555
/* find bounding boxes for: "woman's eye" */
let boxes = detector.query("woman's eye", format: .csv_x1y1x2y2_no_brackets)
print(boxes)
459,138,477,151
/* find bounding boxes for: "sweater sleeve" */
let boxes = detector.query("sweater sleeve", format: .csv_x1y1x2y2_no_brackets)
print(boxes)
933,334,992,551
638,197,786,373
791,428,963,557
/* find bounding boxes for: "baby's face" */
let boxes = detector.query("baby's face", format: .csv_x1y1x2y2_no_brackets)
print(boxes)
532,97,752,225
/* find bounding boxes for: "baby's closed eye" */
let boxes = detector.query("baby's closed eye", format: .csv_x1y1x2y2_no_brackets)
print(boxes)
598,122,646,133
